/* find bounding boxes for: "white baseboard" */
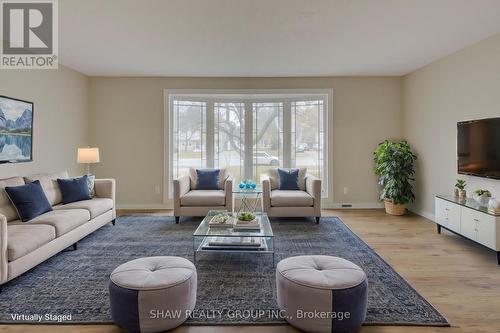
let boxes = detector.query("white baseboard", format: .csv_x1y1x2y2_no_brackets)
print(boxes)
323,202,384,209
408,208,435,222
117,202,384,210
116,204,171,210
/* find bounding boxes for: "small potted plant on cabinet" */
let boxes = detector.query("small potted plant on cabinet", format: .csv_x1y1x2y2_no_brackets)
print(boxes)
374,140,417,216
473,189,492,206
455,179,467,199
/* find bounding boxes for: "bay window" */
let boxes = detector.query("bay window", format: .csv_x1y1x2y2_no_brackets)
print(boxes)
167,91,329,198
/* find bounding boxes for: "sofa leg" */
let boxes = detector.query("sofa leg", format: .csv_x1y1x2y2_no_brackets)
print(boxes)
315,217,320,224
72,243,77,251
175,216,180,224
111,219,116,226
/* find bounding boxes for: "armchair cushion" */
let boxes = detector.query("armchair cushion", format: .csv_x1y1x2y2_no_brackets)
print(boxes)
195,169,220,190
277,168,300,190
180,190,225,206
189,168,228,190
268,168,307,191
270,190,313,207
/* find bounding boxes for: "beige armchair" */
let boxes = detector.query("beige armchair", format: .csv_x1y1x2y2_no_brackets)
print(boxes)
262,172,321,223
173,175,233,223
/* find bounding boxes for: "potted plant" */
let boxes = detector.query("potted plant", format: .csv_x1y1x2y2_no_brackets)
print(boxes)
374,140,417,216
473,189,491,206
455,179,467,198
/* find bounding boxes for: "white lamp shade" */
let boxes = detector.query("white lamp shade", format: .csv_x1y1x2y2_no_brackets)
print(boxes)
77,148,100,164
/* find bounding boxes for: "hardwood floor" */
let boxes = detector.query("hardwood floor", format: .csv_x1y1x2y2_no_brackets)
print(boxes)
2,209,500,333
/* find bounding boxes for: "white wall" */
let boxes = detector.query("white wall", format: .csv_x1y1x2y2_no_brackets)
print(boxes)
89,77,402,208
0,65,89,179
403,33,500,219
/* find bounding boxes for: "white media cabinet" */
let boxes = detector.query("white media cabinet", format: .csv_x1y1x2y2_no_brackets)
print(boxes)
435,195,500,265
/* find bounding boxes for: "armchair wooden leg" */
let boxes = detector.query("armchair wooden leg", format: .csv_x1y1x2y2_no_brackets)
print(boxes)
175,216,180,224
72,242,77,251
111,219,116,226
315,217,320,224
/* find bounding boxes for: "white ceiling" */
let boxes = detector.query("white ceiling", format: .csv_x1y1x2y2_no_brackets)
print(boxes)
59,0,500,77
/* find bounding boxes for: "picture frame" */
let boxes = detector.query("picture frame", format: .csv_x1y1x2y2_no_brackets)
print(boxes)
0,95,34,163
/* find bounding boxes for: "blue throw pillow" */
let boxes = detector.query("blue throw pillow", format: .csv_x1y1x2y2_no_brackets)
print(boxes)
57,175,91,204
195,169,220,190
277,168,300,190
5,180,53,222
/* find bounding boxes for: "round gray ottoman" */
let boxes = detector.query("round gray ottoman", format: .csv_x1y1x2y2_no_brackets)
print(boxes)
109,256,197,333
276,255,367,333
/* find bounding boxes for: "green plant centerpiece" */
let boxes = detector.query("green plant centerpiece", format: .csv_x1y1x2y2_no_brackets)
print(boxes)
374,140,417,215
473,189,491,206
455,179,467,198
237,212,256,222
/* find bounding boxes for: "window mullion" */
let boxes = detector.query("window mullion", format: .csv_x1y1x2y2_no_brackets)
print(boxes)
283,101,292,167
206,101,214,168
244,101,253,179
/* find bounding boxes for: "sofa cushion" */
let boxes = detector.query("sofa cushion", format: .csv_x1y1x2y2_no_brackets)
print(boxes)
5,180,53,222
0,176,25,222
180,190,225,206
24,171,69,206
7,224,56,261
268,168,307,191
57,175,92,204
23,209,90,236
54,198,113,219
270,190,314,207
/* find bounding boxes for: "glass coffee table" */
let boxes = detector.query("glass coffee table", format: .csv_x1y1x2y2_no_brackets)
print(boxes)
193,210,274,265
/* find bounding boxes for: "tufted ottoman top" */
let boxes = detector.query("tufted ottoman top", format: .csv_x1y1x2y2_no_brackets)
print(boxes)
277,255,366,290
110,256,196,290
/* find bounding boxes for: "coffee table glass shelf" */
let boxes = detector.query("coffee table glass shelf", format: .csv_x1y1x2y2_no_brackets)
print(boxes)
193,210,274,265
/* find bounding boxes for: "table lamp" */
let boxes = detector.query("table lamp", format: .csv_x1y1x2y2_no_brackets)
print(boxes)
77,147,100,175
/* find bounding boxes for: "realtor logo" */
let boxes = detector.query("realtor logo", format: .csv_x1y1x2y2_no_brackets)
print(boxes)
1,0,58,69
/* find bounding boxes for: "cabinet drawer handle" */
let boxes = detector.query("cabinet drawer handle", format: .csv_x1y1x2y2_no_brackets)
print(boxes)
473,218,479,222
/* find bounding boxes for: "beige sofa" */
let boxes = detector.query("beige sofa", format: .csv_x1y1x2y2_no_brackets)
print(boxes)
262,170,321,223
0,171,116,289
173,173,232,223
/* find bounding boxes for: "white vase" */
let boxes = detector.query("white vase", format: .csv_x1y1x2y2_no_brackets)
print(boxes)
489,198,500,209
473,193,490,206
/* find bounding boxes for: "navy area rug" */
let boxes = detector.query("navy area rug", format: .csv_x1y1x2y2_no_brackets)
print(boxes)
0,216,449,326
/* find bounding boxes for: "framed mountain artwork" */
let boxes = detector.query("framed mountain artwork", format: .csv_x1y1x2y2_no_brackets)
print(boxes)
0,95,33,163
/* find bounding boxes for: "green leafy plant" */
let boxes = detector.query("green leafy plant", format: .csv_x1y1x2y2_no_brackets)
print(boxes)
374,140,417,205
455,179,467,190
473,189,491,197
237,212,256,221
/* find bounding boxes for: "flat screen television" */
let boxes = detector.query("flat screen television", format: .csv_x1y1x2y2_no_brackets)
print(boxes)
457,117,500,180
0,95,33,163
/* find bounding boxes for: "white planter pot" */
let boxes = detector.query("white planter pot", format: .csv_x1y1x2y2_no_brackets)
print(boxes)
473,193,490,206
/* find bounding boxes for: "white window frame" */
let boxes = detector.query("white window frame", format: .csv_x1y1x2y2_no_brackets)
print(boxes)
163,89,333,206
